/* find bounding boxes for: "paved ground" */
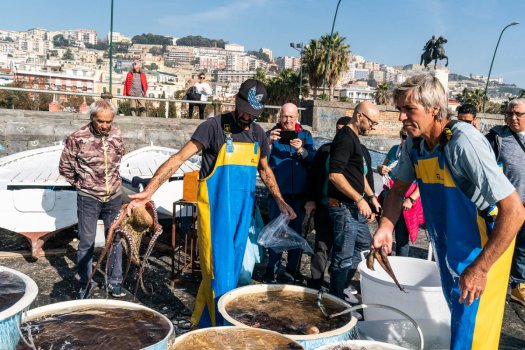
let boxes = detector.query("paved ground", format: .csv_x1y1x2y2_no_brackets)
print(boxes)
1,220,524,349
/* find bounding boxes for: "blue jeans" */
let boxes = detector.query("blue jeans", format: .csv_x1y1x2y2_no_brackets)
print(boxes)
394,215,410,257
77,194,123,286
266,195,305,277
510,223,525,287
329,202,371,299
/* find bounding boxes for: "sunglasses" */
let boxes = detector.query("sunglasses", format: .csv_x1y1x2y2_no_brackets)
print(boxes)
506,111,525,118
199,76,205,79
460,120,473,124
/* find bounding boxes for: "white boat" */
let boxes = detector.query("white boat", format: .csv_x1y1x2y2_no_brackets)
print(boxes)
120,145,201,218
0,145,77,257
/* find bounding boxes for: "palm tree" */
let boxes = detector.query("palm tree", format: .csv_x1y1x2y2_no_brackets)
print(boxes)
266,69,309,106
253,68,269,85
302,39,324,99
374,82,390,105
456,88,486,112
320,32,350,97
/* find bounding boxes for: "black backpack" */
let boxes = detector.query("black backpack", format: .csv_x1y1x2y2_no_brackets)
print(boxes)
185,86,202,101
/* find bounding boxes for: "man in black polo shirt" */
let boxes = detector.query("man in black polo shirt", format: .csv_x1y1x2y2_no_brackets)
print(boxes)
328,101,381,299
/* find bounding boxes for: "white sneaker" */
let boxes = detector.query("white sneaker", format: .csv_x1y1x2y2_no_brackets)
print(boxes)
344,286,358,296
344,293,359,304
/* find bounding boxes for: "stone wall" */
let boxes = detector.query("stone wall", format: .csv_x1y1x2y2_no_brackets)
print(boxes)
0,108,275,157
0,105,506,157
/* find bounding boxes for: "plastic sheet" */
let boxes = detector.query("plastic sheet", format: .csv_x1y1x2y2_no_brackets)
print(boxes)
257,214,314,255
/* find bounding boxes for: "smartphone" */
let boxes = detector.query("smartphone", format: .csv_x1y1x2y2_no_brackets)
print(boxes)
279,130,298,145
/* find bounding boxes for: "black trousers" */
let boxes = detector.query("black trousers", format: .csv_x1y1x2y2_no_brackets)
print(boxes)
188,103,205,119
309,203,332,289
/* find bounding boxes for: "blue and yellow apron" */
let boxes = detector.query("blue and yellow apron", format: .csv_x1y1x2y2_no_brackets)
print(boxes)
191,123,260,328
410,128,515,350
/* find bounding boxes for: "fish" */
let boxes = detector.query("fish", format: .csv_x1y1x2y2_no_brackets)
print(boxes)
366,245,407,292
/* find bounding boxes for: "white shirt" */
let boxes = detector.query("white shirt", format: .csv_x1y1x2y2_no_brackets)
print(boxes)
194,82,212,101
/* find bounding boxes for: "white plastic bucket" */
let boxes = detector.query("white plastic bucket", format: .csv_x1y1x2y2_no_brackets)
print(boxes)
316,339,408,350
218,284,358,350
0,266,38,350
358,256,450,349
22,299,174,350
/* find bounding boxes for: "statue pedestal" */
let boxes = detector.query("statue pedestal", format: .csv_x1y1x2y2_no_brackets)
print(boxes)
432,67,449,94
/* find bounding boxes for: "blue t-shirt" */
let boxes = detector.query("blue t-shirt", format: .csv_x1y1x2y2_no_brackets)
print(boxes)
396,122,515,211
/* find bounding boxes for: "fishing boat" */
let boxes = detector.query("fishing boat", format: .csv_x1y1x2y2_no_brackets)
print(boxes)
0,144,77,258
120,145,201,218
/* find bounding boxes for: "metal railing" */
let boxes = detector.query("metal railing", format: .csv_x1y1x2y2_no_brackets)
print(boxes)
0,86,305,119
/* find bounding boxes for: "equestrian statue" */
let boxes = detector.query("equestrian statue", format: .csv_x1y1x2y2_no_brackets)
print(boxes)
420,35,448,69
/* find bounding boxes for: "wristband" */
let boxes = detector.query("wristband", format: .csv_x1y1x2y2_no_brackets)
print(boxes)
356,194,364,204
406,196,415,204
366,194,376,200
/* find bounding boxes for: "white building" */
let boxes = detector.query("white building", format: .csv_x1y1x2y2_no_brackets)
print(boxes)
108,32,131,43
224,43,244,52
340,84,376,102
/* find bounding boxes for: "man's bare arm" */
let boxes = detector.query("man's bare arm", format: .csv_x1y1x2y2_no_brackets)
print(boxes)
128,140,203,212
459,191,525,305
258,156,296,219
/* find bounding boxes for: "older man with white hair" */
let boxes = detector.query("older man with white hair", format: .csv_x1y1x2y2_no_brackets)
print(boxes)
373,74,525,350
263,102,315,283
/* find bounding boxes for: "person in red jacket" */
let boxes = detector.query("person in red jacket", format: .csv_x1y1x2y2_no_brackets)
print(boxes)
124,61,148,116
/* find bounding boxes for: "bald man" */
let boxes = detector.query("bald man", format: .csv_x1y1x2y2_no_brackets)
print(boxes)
327,101,382,299
263,103,316,283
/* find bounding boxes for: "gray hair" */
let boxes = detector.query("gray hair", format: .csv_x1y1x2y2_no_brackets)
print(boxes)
393,74,448,121
507,98,525,112
89,99,117,120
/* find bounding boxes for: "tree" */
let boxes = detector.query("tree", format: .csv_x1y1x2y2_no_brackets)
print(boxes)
252,68,269,85
302,39,324,99
247,51,271,63
176,35,225,48
53,34,70,47
62,48,74,61
266,69,309,106
456,88,486,112
374,82,391,105
320,32,350,98
147,63,159,71
132,33,173,46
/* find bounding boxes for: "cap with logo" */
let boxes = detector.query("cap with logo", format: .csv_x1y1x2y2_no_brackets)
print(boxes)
236,79,267,117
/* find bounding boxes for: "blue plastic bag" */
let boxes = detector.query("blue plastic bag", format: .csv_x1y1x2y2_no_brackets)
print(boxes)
238,206,264,286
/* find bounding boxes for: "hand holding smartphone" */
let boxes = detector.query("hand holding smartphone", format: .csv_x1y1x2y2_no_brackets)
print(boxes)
279,130,298,145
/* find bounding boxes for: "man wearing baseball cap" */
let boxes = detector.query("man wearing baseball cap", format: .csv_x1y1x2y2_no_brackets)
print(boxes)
128,79,295,328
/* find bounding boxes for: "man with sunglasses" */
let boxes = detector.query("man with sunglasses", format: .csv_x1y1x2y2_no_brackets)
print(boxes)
457,103,479,130
188,73,212,119
486,98,525,307
326,100,381,299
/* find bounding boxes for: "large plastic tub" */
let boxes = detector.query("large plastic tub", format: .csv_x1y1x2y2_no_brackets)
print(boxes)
358,256,450,349
217,284,358,350
316,339,408,350
173,326,304,349
21,299,174,350
0,266,38,350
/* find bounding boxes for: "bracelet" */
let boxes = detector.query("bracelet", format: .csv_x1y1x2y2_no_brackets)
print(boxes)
366,194,376,200
406,196,415,204
356,194,364,204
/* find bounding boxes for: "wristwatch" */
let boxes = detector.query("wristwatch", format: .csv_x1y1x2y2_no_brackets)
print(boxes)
407,196,416,204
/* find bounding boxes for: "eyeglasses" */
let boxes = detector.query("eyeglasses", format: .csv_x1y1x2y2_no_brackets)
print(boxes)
506,111,525,118
460,119,473,124
360,112,378,126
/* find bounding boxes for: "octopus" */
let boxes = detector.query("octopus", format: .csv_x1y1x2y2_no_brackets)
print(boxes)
84,200,163,297
366,245,406,292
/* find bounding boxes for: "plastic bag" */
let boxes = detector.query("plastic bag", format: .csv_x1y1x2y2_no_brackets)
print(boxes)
238,206,264,286
257,214,314,255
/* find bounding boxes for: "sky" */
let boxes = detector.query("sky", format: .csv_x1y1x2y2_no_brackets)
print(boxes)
3,0,525,88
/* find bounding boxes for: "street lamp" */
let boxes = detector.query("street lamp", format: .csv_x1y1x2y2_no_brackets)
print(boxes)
290,42,304,117
482,21,519,113
322,0,343,98
107,0,115,99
